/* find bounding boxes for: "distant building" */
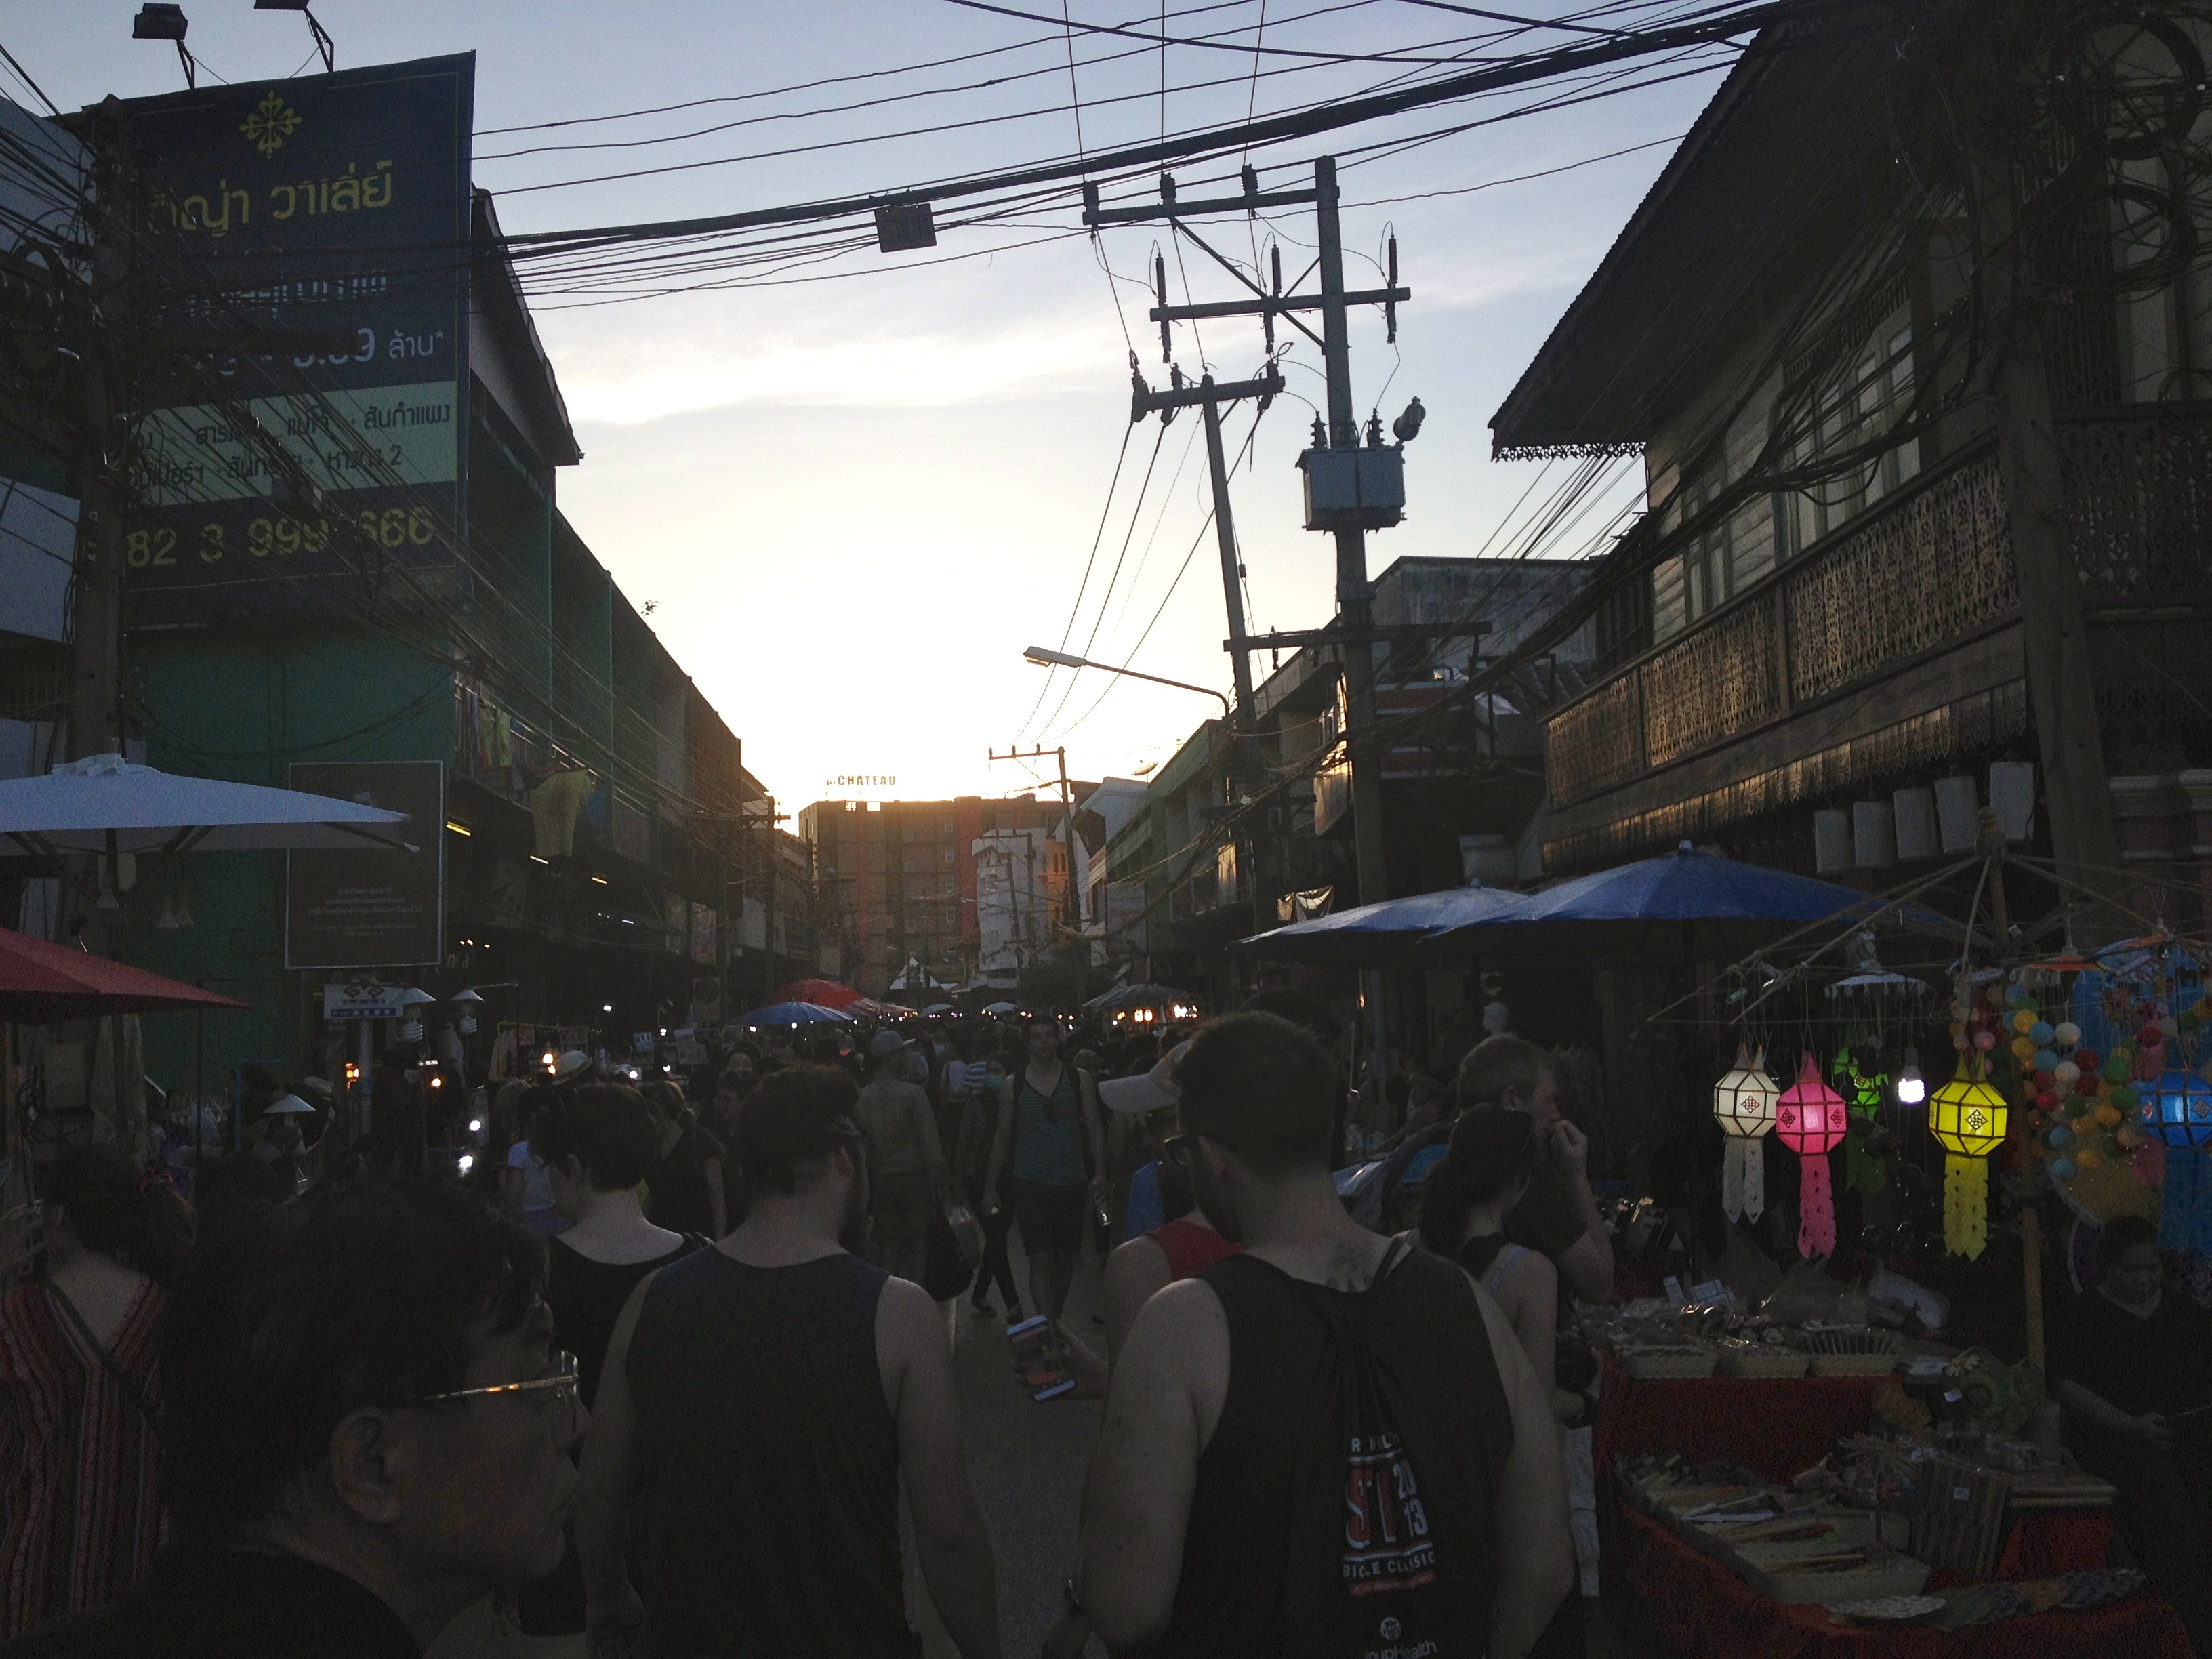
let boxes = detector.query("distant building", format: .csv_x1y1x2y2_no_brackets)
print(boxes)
798,792,1090,998
0,70,798,1086
1100,554,1599,997
1076,777,1151,966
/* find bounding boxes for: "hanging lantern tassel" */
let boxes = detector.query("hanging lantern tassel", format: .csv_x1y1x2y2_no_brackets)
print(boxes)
1943,1154,1988,1259
1723,1136,1766,1223
1930,1057,2007,1261
1714,1043,1778,1222
1799,1151,1837,1258
1776,1053,1848,1260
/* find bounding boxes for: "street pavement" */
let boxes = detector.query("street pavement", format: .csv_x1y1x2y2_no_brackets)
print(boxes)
921,1240,1106,1658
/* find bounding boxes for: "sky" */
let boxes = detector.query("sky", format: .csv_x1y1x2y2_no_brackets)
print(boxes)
7,1,1732,810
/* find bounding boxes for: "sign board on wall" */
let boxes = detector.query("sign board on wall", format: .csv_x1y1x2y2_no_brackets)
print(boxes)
286,760,445,969
117,55,474,624
321,982,406,1021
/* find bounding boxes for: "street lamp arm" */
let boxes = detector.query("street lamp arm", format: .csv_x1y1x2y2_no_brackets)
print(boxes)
1021,647,1230,717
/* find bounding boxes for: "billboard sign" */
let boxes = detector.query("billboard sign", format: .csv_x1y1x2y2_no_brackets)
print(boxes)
117,55,474,623
286,760,445,969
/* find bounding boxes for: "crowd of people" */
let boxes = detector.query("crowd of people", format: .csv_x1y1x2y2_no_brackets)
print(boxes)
0,988,2203,1658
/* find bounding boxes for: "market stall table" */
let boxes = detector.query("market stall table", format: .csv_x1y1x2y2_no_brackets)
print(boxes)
1595,1357,2189,1654
1618,1504,2188,1659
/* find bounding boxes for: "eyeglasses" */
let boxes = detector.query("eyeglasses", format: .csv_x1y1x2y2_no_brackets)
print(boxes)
422,1350,582,1441
1160,1129,1234,1164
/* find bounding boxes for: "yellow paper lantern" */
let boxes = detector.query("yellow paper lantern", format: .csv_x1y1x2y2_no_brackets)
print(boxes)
2011,1009,2037,1034
1931,1057,2009,1259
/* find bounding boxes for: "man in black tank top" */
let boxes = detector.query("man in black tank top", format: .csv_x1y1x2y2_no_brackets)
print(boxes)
1067,1014,1573,1659
573,1067,1003,1659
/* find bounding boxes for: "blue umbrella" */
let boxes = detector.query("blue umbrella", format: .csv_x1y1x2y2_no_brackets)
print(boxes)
737,1000,855,1029
1415,842,1898,962
1235,884,1530,967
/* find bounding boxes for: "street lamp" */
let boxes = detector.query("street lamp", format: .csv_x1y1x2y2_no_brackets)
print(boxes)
1021,646,1231,717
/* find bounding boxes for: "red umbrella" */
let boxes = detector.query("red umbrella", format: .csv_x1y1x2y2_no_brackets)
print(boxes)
772,977,862,1011
0,926,249,1023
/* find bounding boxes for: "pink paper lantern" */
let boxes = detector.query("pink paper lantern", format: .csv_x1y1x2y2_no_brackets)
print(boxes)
1776,1052,1849,1258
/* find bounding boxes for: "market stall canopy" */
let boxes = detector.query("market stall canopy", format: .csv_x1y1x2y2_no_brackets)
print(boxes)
1235,884,1530,967
737,1000,855,1029
1084,981,1203,1014
1415,842,1904,963
772,977,861,1011
0,754,413,856
0,925,248,1023
887,964,953,994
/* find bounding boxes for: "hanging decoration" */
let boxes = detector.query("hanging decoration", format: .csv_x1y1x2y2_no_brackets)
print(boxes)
2145,1067,2212,1256
1930,1056,2009,1259
1832,1046,1889,1196
1713,1043,1778,1222
1776,1052,1849,1258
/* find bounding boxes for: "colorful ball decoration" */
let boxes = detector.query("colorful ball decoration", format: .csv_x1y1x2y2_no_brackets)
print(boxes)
1776,1052,1849,1258
1712,1043,1778,1222
1930,1057,2009,1259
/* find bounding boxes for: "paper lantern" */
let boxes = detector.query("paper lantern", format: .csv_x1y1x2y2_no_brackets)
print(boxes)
2142,1069,2212,1149
1930,1058,2009,1258
1775,1052,1849,1258
1713,1043,1778,1221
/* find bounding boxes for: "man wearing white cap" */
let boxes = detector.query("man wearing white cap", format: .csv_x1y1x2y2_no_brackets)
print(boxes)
1092,1042,1240,1367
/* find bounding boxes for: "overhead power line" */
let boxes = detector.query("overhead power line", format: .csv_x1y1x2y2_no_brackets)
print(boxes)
944,0,1570,64
498,0,1862,255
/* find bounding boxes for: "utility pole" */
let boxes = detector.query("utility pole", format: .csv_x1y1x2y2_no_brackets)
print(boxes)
69,102,133,768
989,744,1084,1003
1093,157,1425,1117
1202,387,1257,722
1092,158,1412,909
1313,156,1391,912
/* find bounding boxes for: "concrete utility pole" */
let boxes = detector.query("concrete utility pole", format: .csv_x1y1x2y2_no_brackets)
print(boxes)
68,102,133,765
1312,157,1390,912
1091,158,1412,909
1202,387,1258,723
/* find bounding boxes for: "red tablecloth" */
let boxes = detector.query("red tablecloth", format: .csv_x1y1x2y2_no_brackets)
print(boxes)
1619,1504,2192,1659
1593,1360,2112,1574
1594,1362,1891,1482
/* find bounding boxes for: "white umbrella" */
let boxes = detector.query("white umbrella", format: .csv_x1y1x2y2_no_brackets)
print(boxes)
0,753,414,857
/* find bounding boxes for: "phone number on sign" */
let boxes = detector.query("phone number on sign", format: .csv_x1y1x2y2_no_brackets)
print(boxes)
125,507,440,569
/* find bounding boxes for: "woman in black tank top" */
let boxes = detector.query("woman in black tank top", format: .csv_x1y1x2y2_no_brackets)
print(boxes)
1416,1104,1586,1659
517,1086,700,1637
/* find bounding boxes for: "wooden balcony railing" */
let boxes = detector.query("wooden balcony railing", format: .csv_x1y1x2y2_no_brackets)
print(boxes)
1547,439,2014,806
1546,404,2212,811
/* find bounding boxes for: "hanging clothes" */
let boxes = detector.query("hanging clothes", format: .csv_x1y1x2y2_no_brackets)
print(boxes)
530,769,594,859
